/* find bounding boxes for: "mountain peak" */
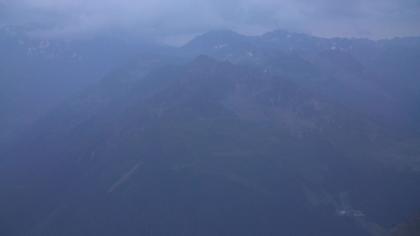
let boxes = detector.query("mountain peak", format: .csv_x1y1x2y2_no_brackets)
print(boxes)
262,29,313,40
192,54,217,64
196,29,243,39
184,30,250,50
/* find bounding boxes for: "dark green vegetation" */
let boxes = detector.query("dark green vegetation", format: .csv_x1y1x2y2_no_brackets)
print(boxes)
1,30,420,236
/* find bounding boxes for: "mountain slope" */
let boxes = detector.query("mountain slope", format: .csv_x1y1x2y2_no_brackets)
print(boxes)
1,30,420,236
0,26,167,149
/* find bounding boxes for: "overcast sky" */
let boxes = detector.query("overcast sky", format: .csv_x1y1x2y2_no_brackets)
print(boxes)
1,0,420,43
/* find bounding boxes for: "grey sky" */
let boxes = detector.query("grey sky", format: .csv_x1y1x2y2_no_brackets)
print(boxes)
1,0,420,43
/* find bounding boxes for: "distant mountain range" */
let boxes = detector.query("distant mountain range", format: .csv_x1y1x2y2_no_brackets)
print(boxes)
0,25,164,148
1,29,420,236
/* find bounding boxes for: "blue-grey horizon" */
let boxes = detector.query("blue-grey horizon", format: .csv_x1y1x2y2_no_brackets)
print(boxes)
1,0,420,44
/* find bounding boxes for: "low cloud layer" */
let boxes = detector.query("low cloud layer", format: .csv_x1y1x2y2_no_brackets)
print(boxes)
1,0,420,42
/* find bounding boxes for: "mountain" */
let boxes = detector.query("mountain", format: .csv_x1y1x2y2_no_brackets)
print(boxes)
391,215,420,236
0,25,166,149
1,30,420,236
184,30,420,133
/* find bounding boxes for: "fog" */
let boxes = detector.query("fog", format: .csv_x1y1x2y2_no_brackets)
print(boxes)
2,1,420,236
1,0,420,44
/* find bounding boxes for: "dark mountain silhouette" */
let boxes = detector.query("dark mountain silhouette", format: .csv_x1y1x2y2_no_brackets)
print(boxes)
1,30,420,236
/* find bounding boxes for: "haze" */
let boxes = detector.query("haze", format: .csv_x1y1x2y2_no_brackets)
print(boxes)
1,0,420,44
2,0,420,234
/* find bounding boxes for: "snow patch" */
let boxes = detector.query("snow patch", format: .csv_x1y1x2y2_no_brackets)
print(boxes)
337,209,365,217
214,44,227,49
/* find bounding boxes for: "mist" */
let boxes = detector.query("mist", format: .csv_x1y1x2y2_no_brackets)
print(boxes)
1,1,420,236
1,0,420,44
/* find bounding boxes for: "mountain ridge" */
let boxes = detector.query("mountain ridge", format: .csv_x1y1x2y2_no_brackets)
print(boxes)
1,29,420,236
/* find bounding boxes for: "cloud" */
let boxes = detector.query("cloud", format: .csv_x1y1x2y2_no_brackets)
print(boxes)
1,0,419,42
